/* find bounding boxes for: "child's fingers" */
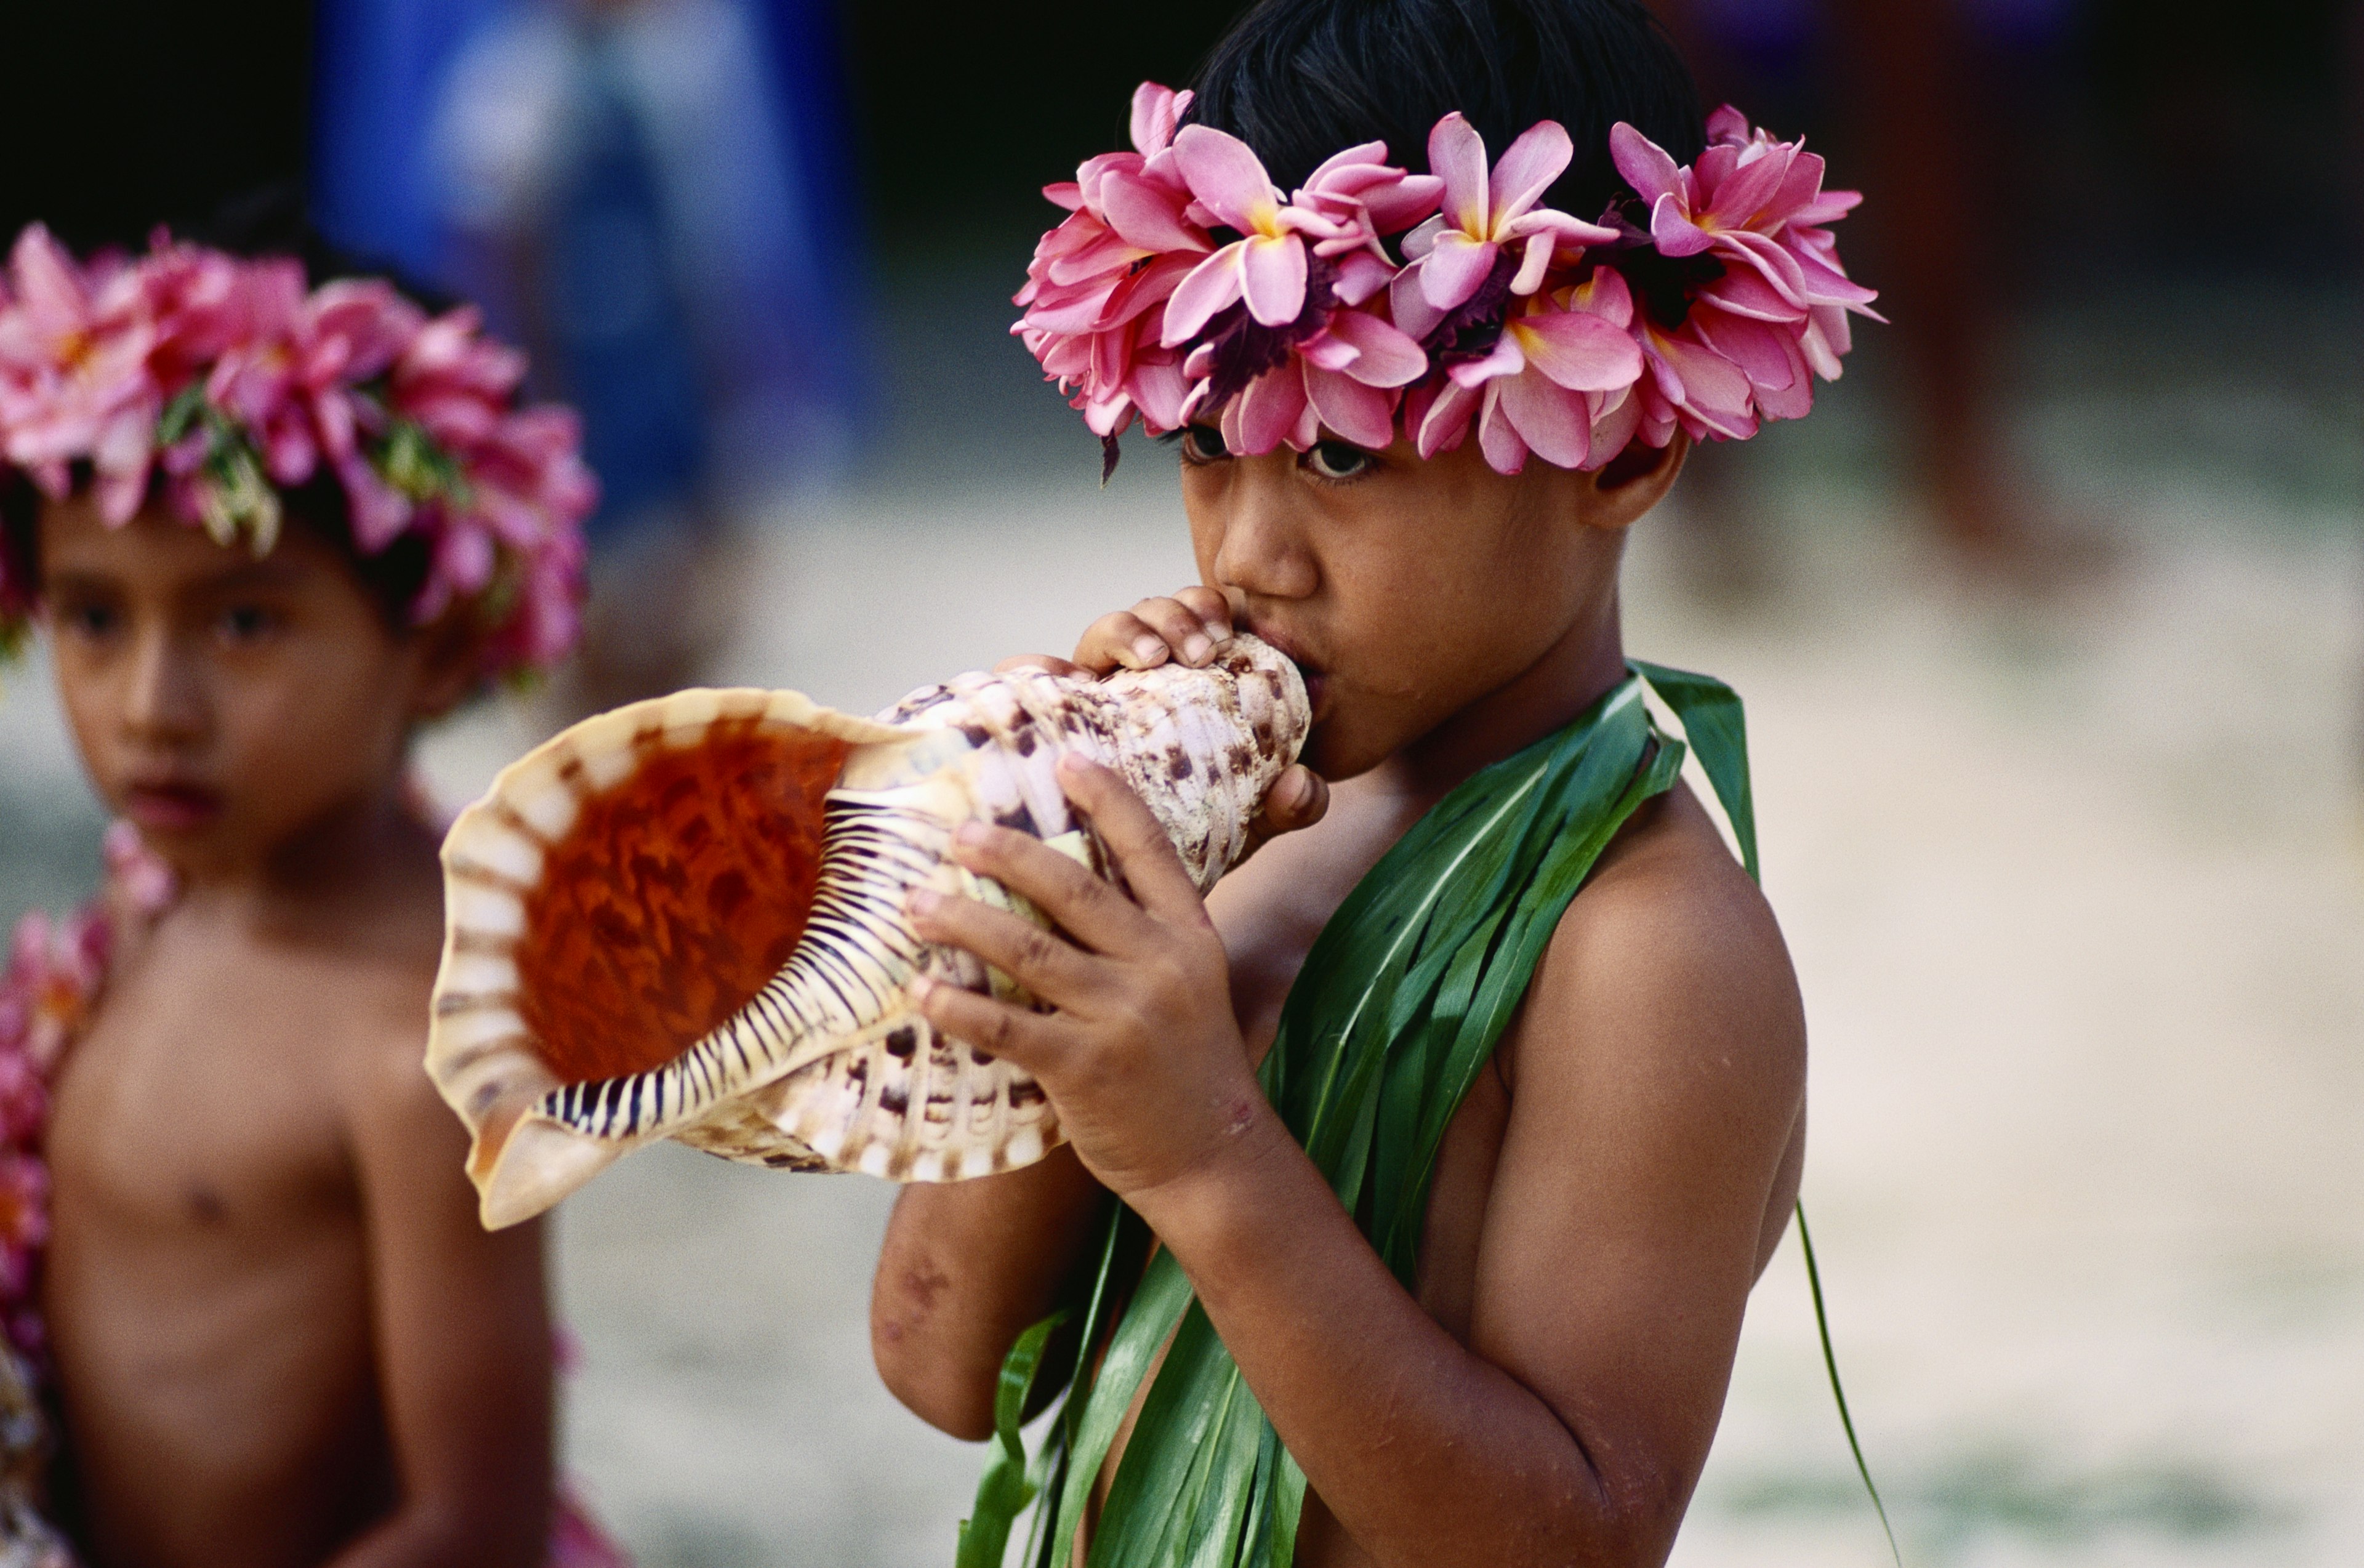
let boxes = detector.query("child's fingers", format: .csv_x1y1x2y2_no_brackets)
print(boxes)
1170,585,1234,640
911,975,1067,1077
1125,597,1221,667
944,821,1156,957
992,653,1091,680
1074,611,1172,673
906,886,1099,1011
1242,765,1329,858
1056,755,1207,925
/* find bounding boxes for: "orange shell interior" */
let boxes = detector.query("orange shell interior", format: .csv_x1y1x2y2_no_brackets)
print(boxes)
516,721,850,1085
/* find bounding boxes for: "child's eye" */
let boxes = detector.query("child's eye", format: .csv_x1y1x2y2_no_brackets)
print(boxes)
215,604,284,644
58,600,123,640
1301,440,1375,482
1180,425,1230,465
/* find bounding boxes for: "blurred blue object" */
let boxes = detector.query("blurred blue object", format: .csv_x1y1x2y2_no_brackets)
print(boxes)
1686,0,2083,49
312,0,872,523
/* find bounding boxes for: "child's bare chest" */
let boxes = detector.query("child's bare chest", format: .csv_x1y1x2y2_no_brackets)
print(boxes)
1210,789,1516,1334
51,941,355,1236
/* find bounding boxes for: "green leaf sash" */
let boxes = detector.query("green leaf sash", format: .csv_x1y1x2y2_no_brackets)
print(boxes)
957,664,1891,1567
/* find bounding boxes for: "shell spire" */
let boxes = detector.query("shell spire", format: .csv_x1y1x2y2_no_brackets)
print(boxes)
428,637,1309,1228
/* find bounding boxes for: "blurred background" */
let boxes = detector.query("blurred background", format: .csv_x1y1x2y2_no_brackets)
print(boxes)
1,1,2358,1564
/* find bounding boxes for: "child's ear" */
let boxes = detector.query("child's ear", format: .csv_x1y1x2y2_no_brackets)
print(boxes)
406,612,487,722
1582,432,1691,533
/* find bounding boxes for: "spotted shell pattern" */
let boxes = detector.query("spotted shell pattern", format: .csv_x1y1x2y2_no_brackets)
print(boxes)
428,637,1308,1228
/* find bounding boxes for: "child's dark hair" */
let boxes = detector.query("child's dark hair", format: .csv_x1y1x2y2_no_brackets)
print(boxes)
1186,0,1706,222
0,187,446,637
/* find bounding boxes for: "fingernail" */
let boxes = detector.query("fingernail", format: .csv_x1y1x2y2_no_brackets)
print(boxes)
955,821,991,846
1280,772,1309,808
1183,634,1212,664
907,888,941,917
1056,752,1093,776
1132,635,1167,665
1210,622,1234,642
909,974,936,1002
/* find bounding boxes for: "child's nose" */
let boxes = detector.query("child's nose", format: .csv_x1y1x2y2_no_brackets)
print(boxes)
120,625,207,742
1210,460,1318,602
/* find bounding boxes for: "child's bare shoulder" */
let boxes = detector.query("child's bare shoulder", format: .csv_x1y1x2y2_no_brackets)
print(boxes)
1507,779,1804,1098
310,888,451,1116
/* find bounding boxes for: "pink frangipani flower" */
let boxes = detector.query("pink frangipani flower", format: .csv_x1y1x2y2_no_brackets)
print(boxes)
0,226,164,524
1393,115,1619,342
1211,306,1430,456
1415,270,1644,471
1162,128,1321,340
1016,87,1875,478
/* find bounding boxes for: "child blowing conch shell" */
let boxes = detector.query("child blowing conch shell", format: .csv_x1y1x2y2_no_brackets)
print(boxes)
427,637,1309,1227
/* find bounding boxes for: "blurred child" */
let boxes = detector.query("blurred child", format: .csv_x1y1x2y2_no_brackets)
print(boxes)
871,2,1880,1564
0,224,622,1567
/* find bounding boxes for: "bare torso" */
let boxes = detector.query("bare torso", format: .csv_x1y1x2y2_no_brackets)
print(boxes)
45,872,443,1568
1096,772,1806,1566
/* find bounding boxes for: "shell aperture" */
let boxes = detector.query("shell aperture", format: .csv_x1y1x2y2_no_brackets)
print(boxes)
427,637,1309,1228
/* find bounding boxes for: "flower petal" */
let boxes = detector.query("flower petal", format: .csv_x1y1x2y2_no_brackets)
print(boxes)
1609,123,1684,206
1390,266,1445,342
1298,329,1362,373
1173,126,1284,234
1161,244,1247,345
1513,308,1644,393
1706,104,1752,146
1417,231,1497,311
1130,81,1183,155
1477,385,1529,473
1510,231,1556,296
1426,113,1490,236
1447,333,1524,389
1649,193,1715,259
1488,119,1574,228
1585,387,1644,471
1301,141,1393,192
1100,171,1205,254
1361,174,1445,235
1414,377,1479,457
1568,267,1636,329
1238,235,1309,327
1230,363,1310,454
1324,310,1429,387
1497,367,1593,468
1330,250,1396,306
1303,364,1399,449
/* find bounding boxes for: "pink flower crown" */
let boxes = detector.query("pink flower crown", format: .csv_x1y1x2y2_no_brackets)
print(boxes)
0,225,596,678
1017,85,1881,478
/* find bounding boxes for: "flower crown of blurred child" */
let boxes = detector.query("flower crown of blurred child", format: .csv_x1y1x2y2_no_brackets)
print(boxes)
1019,84,1882,479
0,223,596,679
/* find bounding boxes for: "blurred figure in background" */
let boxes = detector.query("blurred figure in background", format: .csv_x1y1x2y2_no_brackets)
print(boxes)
1648,0,2085,568
313,0,870,712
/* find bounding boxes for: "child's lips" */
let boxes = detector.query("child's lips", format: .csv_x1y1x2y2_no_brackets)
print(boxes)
123,782,224,832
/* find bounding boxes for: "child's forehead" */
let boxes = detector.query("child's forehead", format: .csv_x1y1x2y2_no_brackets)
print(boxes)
40,501,336,593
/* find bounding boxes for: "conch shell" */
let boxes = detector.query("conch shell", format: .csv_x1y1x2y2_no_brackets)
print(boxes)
428,637,1308,1228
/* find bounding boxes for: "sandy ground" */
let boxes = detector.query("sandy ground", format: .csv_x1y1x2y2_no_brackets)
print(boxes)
2,473,2358,1567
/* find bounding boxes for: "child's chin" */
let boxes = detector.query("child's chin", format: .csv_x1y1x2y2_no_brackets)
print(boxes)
1298,722,1388,784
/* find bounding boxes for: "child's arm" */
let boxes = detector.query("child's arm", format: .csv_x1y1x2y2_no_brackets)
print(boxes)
909,762,1804,1568
328,1025,555,1568
873,1146,1112,1439
873,590,1327,1437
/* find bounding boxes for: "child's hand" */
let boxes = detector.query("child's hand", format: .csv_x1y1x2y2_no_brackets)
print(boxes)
992,586,1330,858
906,753,1272,1202
1072,584,1236,674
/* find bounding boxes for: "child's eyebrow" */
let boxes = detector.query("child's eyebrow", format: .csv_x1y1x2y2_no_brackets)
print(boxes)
41,569,121,597
192,559,315,593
